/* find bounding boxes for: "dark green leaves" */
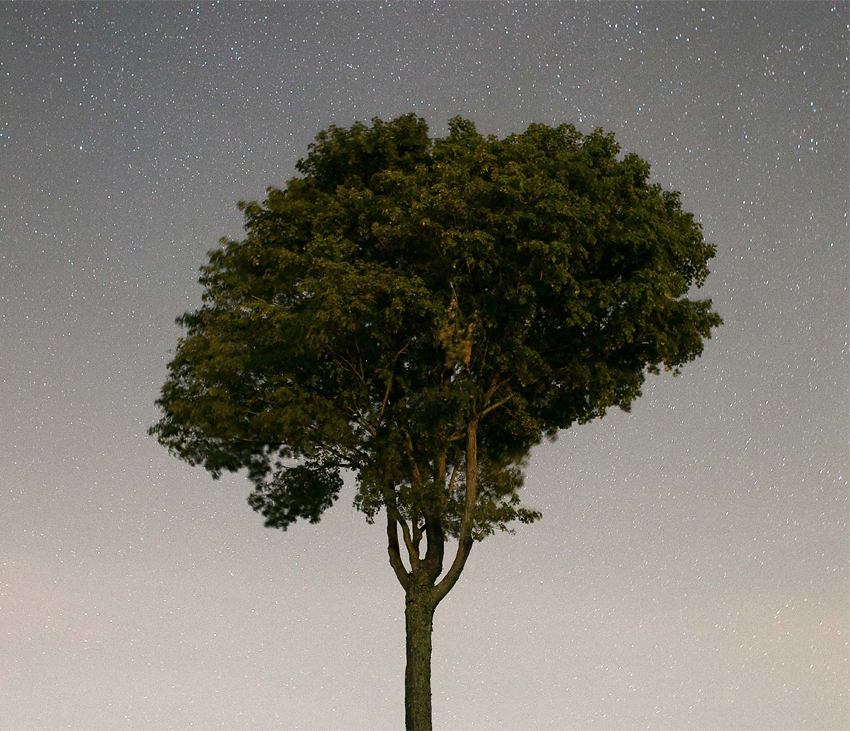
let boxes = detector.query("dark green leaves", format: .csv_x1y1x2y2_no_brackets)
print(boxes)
247,458,344,530
150,114,721,534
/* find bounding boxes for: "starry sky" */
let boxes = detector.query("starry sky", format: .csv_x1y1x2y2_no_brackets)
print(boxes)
1,2,847,729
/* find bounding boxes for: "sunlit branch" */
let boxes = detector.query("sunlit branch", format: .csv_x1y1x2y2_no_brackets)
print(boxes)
446,464,458,496
480,394,513,418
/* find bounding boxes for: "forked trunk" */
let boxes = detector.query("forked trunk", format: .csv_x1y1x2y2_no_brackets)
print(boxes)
395,421,480,729
404,584,436,731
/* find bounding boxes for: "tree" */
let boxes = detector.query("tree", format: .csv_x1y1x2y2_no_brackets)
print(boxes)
150,114,722,729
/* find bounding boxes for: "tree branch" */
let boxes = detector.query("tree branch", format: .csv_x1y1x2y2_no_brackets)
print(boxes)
386,514,410,590
329,348,367,384
412,514,423,556
376,340,409,425
484,378,509,402
388,505,420,569
312,440,364,470
348,404,377,437
433,418,479,605
480,394,513,417
423,513,445,583
377,378,393,424
447,464,458,496
405,431,424,488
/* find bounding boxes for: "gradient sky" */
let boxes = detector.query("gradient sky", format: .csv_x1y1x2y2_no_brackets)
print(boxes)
1,2,847,729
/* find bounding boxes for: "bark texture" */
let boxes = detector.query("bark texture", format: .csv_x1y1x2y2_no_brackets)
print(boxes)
404,581,436,731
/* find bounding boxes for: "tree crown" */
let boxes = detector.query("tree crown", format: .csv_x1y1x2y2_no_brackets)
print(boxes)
151,114,721,537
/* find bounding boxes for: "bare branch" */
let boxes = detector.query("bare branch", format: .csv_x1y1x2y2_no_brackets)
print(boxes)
436,452,447,486
388,504,420,569
386,514,410,590
484,378,509,402
434,418,479,605
399,516,419,568
377,379,393,424
405,431,424,487
447,464,458,496
480,394,513,418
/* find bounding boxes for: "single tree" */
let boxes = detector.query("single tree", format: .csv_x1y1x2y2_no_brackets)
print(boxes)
151,114,721,730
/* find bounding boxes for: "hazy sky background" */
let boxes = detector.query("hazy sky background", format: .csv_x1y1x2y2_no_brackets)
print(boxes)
1,2,847,729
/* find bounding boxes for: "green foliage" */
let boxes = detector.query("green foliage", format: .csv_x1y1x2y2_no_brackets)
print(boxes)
247,456,343,530
151,114,721,539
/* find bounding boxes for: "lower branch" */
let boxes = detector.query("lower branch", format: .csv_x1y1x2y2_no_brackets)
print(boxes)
386,502,420,570
387,514,410,590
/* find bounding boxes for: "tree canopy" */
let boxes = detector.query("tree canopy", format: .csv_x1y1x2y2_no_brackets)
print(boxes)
150,114,721,728
152,114,719,547
152,115,720,537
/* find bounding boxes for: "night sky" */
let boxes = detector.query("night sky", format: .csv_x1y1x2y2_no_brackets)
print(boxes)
2,2,847,729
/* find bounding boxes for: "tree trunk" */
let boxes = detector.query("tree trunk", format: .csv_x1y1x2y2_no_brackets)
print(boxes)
405,580,436,731
393,421,481,729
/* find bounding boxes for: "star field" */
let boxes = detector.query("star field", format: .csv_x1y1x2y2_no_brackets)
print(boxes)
1,2,846,729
